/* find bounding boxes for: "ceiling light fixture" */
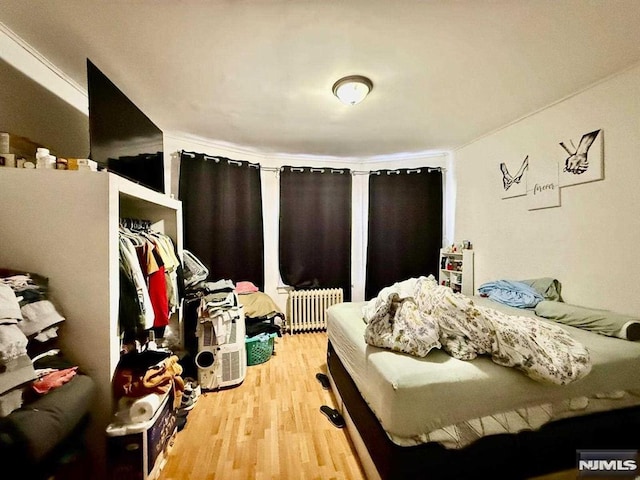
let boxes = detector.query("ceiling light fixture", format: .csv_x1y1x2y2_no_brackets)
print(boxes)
332,75,373,105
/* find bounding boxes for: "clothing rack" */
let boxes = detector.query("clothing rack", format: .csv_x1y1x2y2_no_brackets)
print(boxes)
120,217,152,231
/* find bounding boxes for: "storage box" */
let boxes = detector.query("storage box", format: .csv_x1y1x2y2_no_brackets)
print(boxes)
106,392,176,480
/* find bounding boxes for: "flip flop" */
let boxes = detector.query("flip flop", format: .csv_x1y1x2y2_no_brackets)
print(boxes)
316,372,330,390
320,405,345,428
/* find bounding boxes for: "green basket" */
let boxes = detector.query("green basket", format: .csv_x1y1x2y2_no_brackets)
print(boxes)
245,333,276,366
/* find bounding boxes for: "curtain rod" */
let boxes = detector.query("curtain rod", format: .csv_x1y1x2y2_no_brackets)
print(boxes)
180,152,445,174
261,166,445,174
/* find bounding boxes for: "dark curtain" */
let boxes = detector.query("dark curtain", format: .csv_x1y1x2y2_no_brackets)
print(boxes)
365,168,443,300
179,151,264,289
279,167,352,300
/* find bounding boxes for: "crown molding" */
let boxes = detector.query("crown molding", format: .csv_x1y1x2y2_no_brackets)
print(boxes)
0,21,88,114
165,131,450,166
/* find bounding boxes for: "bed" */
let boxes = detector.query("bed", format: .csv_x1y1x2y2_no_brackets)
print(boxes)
326,285,640,480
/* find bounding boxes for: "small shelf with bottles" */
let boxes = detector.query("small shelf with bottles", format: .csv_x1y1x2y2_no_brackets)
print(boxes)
439,246,474,296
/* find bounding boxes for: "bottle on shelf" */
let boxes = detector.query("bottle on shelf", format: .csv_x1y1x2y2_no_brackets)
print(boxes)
35,148,55,169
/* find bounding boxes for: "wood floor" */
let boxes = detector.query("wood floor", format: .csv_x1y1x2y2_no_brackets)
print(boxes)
158,332,580,480
158,332,366,480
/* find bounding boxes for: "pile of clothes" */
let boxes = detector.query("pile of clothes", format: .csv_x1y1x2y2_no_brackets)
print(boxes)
0,269,95,475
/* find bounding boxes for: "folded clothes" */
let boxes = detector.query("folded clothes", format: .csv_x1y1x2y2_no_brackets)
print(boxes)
0,284,21,324
0,355,36,396
0,387,24,417
0,324,29,364
18,300,65,337
32,366,78,395
0,271,49,307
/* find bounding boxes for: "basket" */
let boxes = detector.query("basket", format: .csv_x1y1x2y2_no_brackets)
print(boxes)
245,333,276,366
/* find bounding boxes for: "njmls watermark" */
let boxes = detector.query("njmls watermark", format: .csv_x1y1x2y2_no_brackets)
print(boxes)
578,450,639,477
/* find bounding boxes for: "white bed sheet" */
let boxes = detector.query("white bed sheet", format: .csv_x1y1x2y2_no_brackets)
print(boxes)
327,297,640,448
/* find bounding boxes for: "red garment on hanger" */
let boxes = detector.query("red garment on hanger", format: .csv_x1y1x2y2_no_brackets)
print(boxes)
149,264,169,327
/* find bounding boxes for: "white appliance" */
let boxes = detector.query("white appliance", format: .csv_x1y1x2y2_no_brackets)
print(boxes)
195,305,246,390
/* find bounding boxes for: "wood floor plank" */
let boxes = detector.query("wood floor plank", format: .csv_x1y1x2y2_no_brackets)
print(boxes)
159,332,365,480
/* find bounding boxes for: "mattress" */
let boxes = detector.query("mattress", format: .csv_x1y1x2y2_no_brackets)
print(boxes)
326,297,640,448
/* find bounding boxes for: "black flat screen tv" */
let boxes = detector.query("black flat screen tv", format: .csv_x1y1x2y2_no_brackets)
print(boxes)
87,59,165,193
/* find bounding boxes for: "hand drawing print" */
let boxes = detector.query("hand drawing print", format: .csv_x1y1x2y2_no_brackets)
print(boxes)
559,129,603,187
559,129,600,174
500,156,528,198
500,155,528,190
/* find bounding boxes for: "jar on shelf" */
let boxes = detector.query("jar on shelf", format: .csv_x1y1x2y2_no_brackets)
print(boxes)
35,148,50,169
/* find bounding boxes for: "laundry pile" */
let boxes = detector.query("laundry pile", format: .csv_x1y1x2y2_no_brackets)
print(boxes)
0,268,96,476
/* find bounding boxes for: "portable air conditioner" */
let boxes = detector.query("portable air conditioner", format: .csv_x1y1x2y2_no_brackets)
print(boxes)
216,337,246,389
196,307,246,390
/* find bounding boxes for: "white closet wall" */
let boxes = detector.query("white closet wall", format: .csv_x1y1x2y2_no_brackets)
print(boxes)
0,168,182,480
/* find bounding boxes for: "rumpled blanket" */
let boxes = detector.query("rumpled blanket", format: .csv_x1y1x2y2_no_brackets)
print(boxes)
478,279,544,308
364,276,591,385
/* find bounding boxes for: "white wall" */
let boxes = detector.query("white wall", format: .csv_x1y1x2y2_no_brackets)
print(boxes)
164,134,449,308
453,64,640,315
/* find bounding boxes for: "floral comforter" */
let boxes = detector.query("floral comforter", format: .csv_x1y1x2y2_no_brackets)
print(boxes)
363,276,591,385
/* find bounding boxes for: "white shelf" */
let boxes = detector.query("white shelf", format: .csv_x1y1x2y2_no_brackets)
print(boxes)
438,248,474,295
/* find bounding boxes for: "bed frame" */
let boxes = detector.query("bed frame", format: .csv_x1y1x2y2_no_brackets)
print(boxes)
327,341,640,480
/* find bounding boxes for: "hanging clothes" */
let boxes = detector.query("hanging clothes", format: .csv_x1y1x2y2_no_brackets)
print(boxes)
119,234,155,332
118,221,181,335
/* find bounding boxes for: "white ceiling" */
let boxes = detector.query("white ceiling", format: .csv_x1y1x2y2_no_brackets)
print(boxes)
1,0,640,159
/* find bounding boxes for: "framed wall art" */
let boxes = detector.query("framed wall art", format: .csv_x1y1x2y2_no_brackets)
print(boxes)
558,128,603,187
499,155,529,199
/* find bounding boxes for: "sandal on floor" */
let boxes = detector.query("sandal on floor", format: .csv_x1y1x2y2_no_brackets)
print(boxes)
316,372,330,390
320,405,345,428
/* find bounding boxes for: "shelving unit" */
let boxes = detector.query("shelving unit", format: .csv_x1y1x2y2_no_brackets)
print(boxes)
0,168,182,480
438,248,474,296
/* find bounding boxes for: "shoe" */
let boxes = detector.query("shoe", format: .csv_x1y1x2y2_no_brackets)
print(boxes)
177,398,195,417
320,405,345,428
183,377,201,402
315,373,330,390
176,415,187,431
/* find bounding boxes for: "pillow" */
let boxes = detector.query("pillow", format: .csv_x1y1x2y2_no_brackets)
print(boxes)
534,300,640,341
236,281,259,295
519,278,563,302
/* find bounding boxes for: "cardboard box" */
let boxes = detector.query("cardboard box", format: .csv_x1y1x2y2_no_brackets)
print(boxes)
106,392,177,480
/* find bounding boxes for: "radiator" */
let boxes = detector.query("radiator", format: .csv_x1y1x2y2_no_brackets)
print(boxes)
287,288,344,333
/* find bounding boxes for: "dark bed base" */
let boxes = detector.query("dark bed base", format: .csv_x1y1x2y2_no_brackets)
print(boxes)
327,341,640,480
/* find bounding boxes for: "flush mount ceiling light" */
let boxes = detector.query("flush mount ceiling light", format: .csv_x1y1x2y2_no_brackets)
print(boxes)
332,75,373,105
